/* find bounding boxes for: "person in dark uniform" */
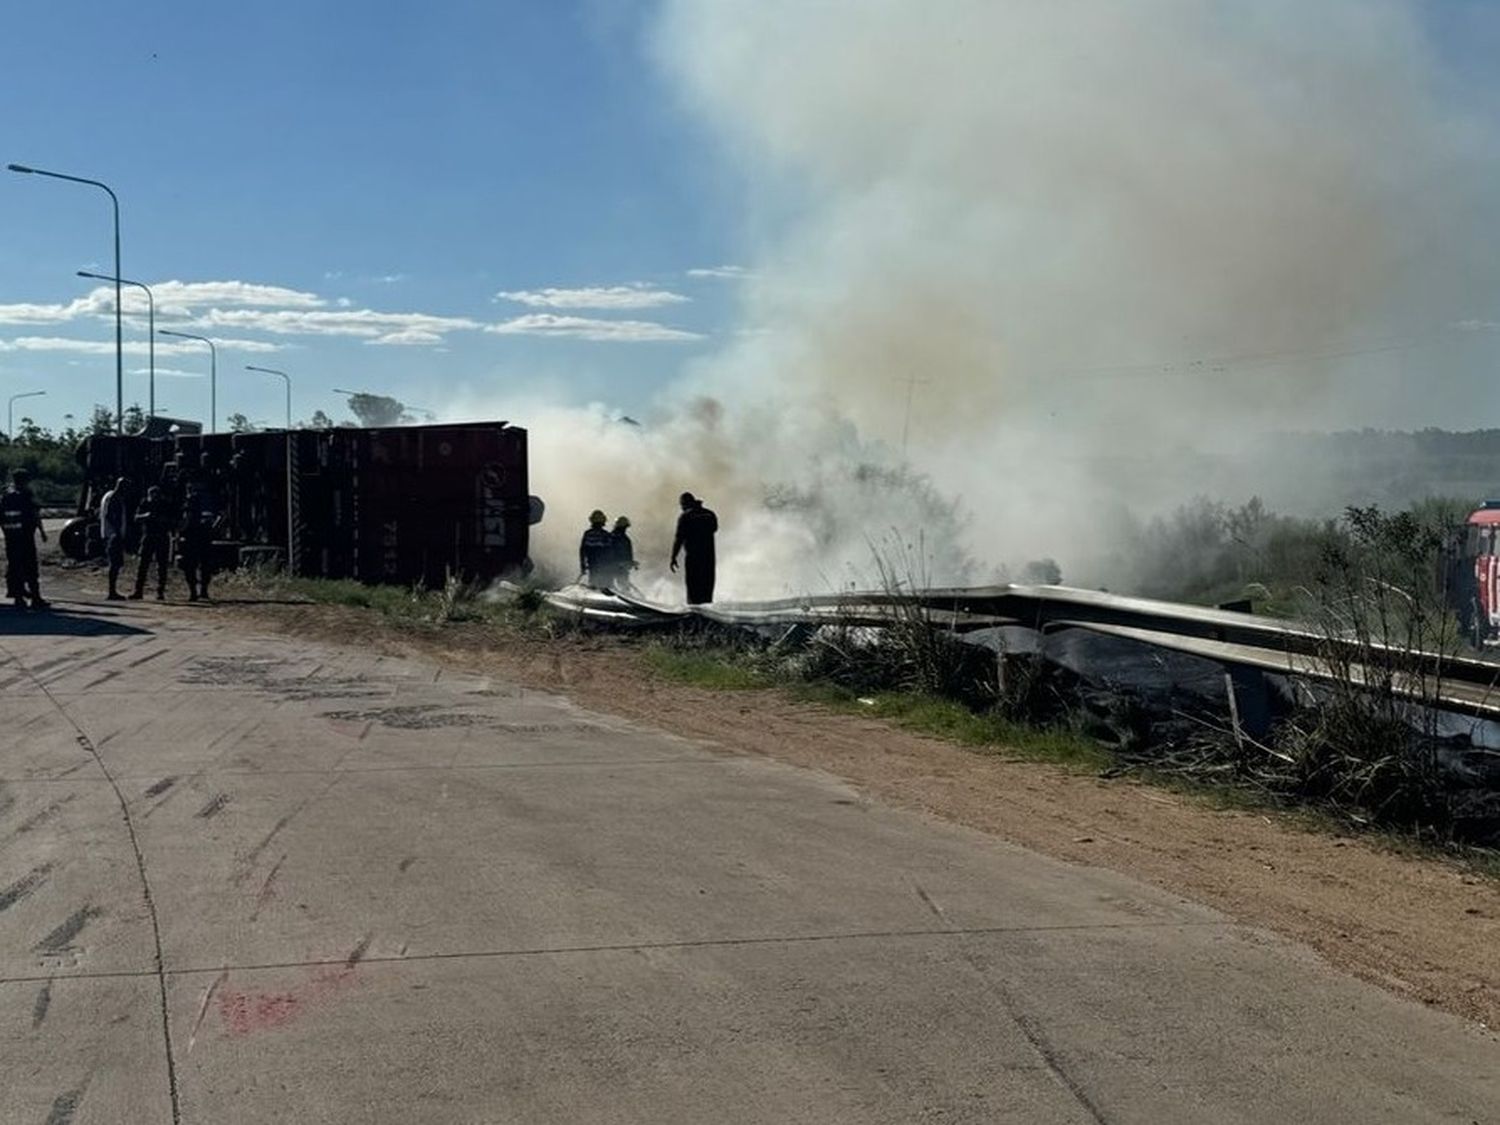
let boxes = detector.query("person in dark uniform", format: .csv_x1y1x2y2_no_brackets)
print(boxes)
1,469,48,608
605,515,637,592
179,478,220,602
578,509,614,588
130,485,175,600
670,491,718,605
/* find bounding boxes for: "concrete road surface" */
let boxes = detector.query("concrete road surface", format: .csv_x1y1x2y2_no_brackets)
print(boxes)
1,594,1496,1124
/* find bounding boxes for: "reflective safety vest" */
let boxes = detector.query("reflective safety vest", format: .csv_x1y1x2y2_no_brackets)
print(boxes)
0,490,30,535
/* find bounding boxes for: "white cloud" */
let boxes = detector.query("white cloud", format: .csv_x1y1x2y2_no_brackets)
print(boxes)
495,284,690,310
187,308,479,340
367,328,444,346
485,314,703,342
686,265,753,280
1455,319,1500,331
0,335,281,356
130,366,204,378
0,280,325,326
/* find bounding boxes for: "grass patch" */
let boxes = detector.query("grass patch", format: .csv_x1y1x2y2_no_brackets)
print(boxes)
642,639,1108,772
791,685,1111,772
642,643,776,691
221,569,557,632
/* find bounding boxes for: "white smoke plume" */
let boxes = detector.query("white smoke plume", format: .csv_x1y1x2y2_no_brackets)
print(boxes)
471,1,1500,598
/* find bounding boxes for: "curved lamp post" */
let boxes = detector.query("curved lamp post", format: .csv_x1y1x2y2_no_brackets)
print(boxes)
78,270,154,418
8,390,46,440
8,163,123,433
158,329,216,433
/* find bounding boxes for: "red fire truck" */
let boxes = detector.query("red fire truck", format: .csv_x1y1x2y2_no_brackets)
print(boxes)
1452,500,1500,646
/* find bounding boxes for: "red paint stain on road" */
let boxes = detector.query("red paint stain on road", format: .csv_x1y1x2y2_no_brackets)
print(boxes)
215,962,363,1037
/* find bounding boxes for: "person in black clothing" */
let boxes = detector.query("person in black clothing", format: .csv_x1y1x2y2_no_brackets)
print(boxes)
670,491,718,605
179,479,220,602
130,485,175,600
578,509,614,588
605,515,637,592
1,469,48,608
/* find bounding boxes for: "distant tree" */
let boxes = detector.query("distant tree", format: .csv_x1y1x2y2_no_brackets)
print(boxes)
15,417,48,447
227,412,255,433
307,409,335,430
343,393,409,428
122,403,146,434
88,405,115,435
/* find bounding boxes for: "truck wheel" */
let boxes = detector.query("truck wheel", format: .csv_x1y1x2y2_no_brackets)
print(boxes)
58,518,93,562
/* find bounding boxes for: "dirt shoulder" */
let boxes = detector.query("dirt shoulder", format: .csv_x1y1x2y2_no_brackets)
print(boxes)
231,600,1500,1031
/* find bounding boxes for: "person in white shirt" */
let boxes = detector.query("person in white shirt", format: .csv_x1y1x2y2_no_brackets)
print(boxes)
98,477,131,601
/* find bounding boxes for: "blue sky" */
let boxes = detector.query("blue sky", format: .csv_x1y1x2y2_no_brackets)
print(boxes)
0,1,742,431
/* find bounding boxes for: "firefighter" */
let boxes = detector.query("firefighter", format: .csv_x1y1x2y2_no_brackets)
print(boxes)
607,515,637,592
579,509,614,588
1,469,48,609
99,476,131,600
670,491,718,605
129,485,174,601
179,478,221,602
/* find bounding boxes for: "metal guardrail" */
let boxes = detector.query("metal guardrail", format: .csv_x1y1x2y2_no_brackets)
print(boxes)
544,582,1500,719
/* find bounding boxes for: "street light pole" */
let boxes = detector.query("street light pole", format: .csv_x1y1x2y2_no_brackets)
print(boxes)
246,365,295,575
245,365,292,430
158,329,217,433
7,390,46,440
78,270,154,420
8,163,123,433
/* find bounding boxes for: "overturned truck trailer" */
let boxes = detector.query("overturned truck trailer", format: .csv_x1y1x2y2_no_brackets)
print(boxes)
63,422,544,587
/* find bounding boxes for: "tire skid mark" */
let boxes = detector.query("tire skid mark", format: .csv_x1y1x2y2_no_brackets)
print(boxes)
195,793,231,820
78,667,125,692
251,854,287,921
32,977,53,1029
44,1083,87,1125
144,777,176,798
127,647,169,669
345,933,373,969
13,794,77,835
35,905,103,952
38,642,136,686
0,862,53,912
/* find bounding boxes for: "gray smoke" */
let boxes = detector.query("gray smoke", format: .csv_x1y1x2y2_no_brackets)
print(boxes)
478,1,1500,596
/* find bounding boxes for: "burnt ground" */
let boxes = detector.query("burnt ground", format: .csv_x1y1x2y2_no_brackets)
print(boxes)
230,599,1500,1033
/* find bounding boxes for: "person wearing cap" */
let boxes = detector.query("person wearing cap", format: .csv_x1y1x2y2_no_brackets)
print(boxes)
99,476,131,600
578,509,614,588
670,491,719,605
604,515,638,592
1,469,47,608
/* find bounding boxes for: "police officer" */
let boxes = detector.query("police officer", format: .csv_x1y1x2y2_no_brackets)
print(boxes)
130,485,174,601
578,509,614,588
1,469,48,609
